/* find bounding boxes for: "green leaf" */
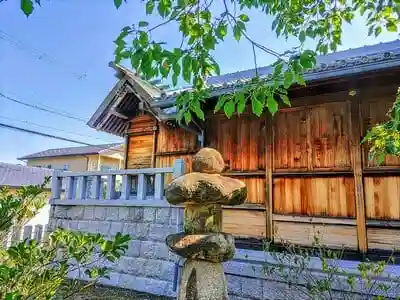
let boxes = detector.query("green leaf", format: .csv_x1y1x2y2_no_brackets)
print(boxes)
236,92,246,114
251,94,263,117
299,31,306,43
239,14,250,22
200,10,211,22
267,94,278,115
184,111,192,124
139,21,149,27
139,31,149,47
215,23,227,40
279,94,291,107
374,26,382,37
21,0,34,16
146,0,155,14
283,71,294,89
273,61,283,77
233,24,242,41
215,95,227,112
296,74,306,86
114,0,123,9
224,100,235,118
182,55,192,82
299,51,315,69
386,21,397,32
193,100,205,120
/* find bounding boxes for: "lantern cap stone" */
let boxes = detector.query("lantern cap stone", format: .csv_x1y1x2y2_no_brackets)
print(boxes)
166,232,235,262
165,172,247,205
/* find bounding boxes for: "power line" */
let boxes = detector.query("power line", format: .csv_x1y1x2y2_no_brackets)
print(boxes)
0,122,93,145
0,92,87,122
0,115,115,143
0,122,125,153
0,29,88,80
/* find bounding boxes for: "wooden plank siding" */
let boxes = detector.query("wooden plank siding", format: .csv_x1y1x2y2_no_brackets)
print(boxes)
126,113,157,169
205,113,266,171
122,83,400,253
273,177,356,217
360,90,400,252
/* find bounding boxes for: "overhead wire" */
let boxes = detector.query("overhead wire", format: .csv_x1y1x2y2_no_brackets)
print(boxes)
0,115,116,143
0,92,88,123
0,122,125,153
0,28,88,80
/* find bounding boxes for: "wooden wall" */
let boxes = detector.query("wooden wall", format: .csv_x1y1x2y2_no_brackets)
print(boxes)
124,82,400,253
203,85,400,252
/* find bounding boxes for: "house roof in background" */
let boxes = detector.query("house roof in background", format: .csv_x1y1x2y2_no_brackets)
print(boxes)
151,39,400,108
18,143,122,160
0,163,53,188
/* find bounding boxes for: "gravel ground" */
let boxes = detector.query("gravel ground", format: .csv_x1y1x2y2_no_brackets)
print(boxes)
58,283,172,300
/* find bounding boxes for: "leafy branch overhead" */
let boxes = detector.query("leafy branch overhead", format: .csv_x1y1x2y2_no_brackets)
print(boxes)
14,0,400,161
109,0,399,123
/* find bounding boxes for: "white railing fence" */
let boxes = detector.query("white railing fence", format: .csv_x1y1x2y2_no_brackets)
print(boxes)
2,224,49,248
51,159,185,202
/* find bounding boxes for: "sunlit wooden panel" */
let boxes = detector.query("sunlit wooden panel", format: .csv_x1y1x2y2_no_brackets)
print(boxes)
274,109,308,170
157,124,198,153
273,177,356,217
127,134,153,169
309,102,352,169
223,209,266,238
206,113,266,171
367,228,400,251
274,221,358,249
364,176,400,220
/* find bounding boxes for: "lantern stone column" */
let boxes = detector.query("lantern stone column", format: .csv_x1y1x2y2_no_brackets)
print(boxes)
165,148,247,300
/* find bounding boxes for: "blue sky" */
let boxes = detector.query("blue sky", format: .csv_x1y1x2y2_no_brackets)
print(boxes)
0,1,398,164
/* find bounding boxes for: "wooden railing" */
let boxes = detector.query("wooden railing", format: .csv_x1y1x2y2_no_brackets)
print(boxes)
51,159,185,204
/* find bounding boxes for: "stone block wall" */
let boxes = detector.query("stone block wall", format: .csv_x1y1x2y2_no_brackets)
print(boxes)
48,204,184,298
49,204,400,299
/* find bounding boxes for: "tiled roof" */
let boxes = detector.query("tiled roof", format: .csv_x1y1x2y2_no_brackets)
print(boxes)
18,143,121,160
151,39,400,107
0,162,53,188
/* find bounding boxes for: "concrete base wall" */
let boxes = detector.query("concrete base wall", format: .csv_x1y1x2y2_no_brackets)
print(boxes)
49,204,400,299
49,204,183,298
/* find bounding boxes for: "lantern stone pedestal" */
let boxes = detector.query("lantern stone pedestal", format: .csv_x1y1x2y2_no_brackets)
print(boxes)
165,148,247,300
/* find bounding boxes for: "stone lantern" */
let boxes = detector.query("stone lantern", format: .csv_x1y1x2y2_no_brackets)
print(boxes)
165,148,247,300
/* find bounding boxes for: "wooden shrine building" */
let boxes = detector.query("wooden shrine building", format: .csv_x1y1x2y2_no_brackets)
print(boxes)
88,40,400,255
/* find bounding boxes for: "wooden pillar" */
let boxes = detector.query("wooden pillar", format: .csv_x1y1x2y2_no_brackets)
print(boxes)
124,134,129,169
265,114,274,240
151,125,158,168
349,97,368,253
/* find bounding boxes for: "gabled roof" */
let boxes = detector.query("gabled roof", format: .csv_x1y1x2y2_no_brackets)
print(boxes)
18,143,122,160
87,63,164,136
0,163,53,188
151,39,400,108
88,39,400,135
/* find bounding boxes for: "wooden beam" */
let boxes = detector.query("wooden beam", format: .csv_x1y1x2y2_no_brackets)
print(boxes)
273,214,357,226
265,114,274,240
349,98,368,253
222,171,265,176
155,150,199,156
366,220,400,228
273,170,354,177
